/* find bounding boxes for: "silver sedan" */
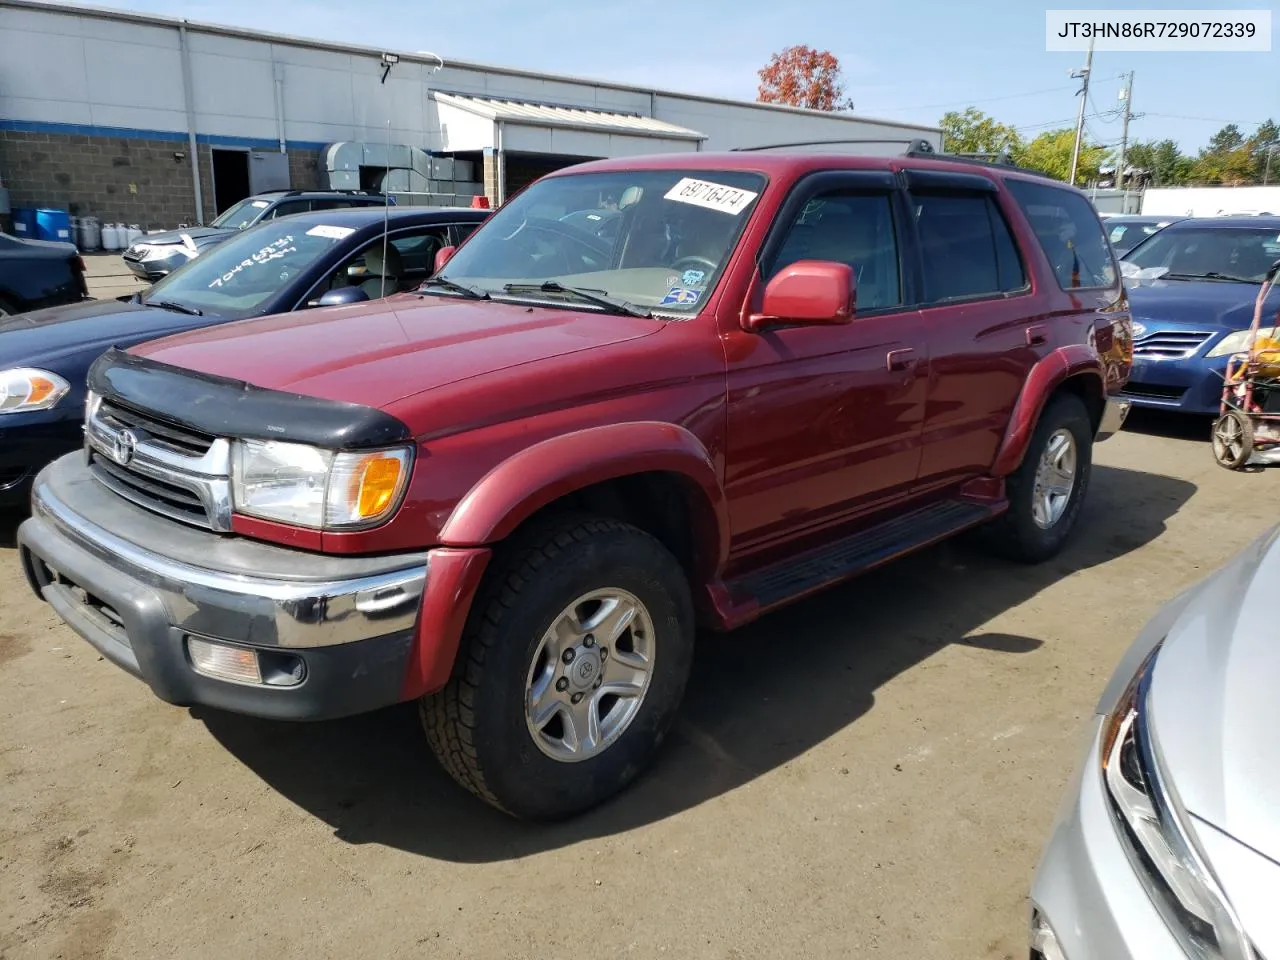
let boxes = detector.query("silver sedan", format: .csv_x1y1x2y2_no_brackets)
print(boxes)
1030,523,1280,960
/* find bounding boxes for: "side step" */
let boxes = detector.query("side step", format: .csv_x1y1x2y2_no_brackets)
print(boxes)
728,499,1003,610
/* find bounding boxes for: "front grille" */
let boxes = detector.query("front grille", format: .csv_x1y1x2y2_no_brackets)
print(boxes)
99,400,215,457
1132,329,1214,360
85,393,231,531
1122,383,1187,401
88,450,210,527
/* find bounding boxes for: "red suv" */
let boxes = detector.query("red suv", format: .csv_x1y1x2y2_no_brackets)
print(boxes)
18,145,1132,820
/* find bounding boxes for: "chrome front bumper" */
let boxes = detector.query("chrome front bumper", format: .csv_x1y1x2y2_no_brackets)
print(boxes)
1095,396,1131,442
18,452,428,720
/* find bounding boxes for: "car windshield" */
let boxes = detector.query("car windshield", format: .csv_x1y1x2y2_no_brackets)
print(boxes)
142,219,354,315
211,197,271,230
437,169,768,314
1108,220,1168,256
1122,225,1280,282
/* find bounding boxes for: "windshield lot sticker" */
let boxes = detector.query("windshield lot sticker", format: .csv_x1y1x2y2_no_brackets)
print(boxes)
681,269,706,286
660,286,701,306
207,235,295,289
306,224,356,240
664,178,758,216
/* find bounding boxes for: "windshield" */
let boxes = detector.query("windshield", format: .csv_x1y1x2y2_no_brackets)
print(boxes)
438,169,767,313
1108,220,1169,256
1123,226,1280,281
143,220,354,315
211,197,271,230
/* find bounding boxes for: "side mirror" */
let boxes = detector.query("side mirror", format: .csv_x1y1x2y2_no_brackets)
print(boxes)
312,286,371,308
434,245,457,273
744,261,855,333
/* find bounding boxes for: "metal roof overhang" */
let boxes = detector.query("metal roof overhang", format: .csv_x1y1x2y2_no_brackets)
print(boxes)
429,91,706,145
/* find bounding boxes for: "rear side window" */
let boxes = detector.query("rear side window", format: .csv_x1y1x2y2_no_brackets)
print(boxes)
911,192,1026,303
1006,180,1116,290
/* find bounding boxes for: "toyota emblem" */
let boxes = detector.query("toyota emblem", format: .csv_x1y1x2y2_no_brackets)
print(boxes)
111,428,138,465
1131,321,1147,339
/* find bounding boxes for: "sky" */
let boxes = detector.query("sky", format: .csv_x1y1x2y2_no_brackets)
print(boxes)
74,0,1277,153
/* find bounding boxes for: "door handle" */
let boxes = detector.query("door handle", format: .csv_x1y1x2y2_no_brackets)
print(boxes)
1026,324,1048,346
886,348,917,372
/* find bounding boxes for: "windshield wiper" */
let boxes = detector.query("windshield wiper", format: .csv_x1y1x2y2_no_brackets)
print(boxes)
502,281,651,318
419,276,490,299
1161,271,1256,284
142,299,203,316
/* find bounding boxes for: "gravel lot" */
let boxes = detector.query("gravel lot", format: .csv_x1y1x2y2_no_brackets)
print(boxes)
1,298,1277,960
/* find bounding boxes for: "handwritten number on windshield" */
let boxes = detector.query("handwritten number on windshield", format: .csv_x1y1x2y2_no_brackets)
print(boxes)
207,236,295,289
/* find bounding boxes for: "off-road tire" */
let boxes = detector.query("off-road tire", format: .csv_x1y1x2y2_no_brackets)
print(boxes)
983,393,1093,564
421,516,694,820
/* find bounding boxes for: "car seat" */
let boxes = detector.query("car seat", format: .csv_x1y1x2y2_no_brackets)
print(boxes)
359,243,404,298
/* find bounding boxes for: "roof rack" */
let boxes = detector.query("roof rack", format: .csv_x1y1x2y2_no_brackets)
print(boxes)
731,137,929,152
730,136,1055,179
254,188,388,198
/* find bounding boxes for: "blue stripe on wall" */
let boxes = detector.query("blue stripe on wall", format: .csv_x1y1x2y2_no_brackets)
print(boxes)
0,119,329,152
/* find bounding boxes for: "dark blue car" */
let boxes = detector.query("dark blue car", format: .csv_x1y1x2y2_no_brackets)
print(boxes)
0,205,487,506
1119,216,1280,415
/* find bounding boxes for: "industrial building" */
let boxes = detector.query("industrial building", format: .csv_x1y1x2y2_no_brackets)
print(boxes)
0,0,941,231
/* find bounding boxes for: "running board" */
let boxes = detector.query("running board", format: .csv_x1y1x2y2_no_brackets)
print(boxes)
728,499,1004,611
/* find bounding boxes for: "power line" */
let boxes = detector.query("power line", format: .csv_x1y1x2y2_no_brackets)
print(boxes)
893,84,1078,112
1144,112,1272,127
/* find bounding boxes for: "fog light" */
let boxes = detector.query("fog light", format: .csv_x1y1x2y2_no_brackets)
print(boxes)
1030,910,1068,960
187,636,262,685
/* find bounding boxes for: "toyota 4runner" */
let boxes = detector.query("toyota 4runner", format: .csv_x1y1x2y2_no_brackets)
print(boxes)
18,143,1132,820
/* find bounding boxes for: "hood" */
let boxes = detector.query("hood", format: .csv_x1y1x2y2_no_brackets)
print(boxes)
1147,523,1280,863
129,294,665,411
0,297,213,370
135,226,233,248
1126,279,1278,333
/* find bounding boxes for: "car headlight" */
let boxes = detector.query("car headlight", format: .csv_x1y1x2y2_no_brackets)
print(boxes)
1206,327,1278,359
0,368,71,415
1101,643,1255,960
231,439,412,530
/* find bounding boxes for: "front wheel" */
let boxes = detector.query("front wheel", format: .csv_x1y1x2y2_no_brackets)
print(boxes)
421,517,694,820
983,393,1093,564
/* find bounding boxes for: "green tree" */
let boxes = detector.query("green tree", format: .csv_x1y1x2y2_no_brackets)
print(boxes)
1017,128,1105,184
1192,123,1256,184
1248,119,1279,183
938,107,1023,156
1123,139,1193,186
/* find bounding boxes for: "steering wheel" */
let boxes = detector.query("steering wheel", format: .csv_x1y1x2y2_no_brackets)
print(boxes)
671,256,718,277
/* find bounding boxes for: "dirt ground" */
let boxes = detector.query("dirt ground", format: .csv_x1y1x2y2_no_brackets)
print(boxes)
0,409,1276,960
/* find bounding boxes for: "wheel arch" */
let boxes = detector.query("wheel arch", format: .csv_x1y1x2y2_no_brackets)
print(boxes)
992,345,1105,476
438,421,731,582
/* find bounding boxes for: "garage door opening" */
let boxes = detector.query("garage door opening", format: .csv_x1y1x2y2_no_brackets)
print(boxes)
211,149,251,216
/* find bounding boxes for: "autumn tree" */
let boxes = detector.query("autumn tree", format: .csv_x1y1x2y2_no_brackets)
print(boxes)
939,108,1023,157
1018,128,1106,185
757,45,853,112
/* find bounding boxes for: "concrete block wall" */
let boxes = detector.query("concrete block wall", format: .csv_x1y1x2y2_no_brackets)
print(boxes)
0,129,214,228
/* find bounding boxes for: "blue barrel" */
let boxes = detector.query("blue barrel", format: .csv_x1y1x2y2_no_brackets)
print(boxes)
10,207,37,239
34,208,73,244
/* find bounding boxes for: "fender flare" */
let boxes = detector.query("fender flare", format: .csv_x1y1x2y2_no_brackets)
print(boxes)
439,421,731,575
991,345,1104,477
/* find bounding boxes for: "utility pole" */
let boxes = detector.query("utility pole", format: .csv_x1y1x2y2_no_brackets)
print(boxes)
1117,71,1133,189
1069,37,1095,186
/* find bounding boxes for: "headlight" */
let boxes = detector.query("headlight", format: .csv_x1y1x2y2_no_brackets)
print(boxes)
0,368,71,415
1206,327,1278,359
231,439,412,530
1101,643,1254,960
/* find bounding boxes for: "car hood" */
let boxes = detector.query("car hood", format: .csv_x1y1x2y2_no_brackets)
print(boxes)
0,297,215,370
129,294,665,412
1147,523,1280,863
1126,279,1278,333
136,227,233,247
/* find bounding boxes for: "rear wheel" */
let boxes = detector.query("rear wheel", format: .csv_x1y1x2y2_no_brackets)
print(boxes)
421,516,694,820
1212,411,1254,470
984,393,1093,563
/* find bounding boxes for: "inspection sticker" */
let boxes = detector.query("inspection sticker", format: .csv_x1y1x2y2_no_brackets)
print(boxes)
681,269,706,286
660,286,701,306
306,224,356,240
664,178,758,216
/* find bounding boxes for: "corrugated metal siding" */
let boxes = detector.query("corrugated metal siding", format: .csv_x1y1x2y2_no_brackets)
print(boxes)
431,92,705,141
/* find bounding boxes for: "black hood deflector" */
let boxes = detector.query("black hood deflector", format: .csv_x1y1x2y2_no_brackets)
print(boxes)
87,348,413,450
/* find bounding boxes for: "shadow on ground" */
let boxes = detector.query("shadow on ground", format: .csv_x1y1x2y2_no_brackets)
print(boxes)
197,464,1194,862
0,508,22,550
1122,408,1214,443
